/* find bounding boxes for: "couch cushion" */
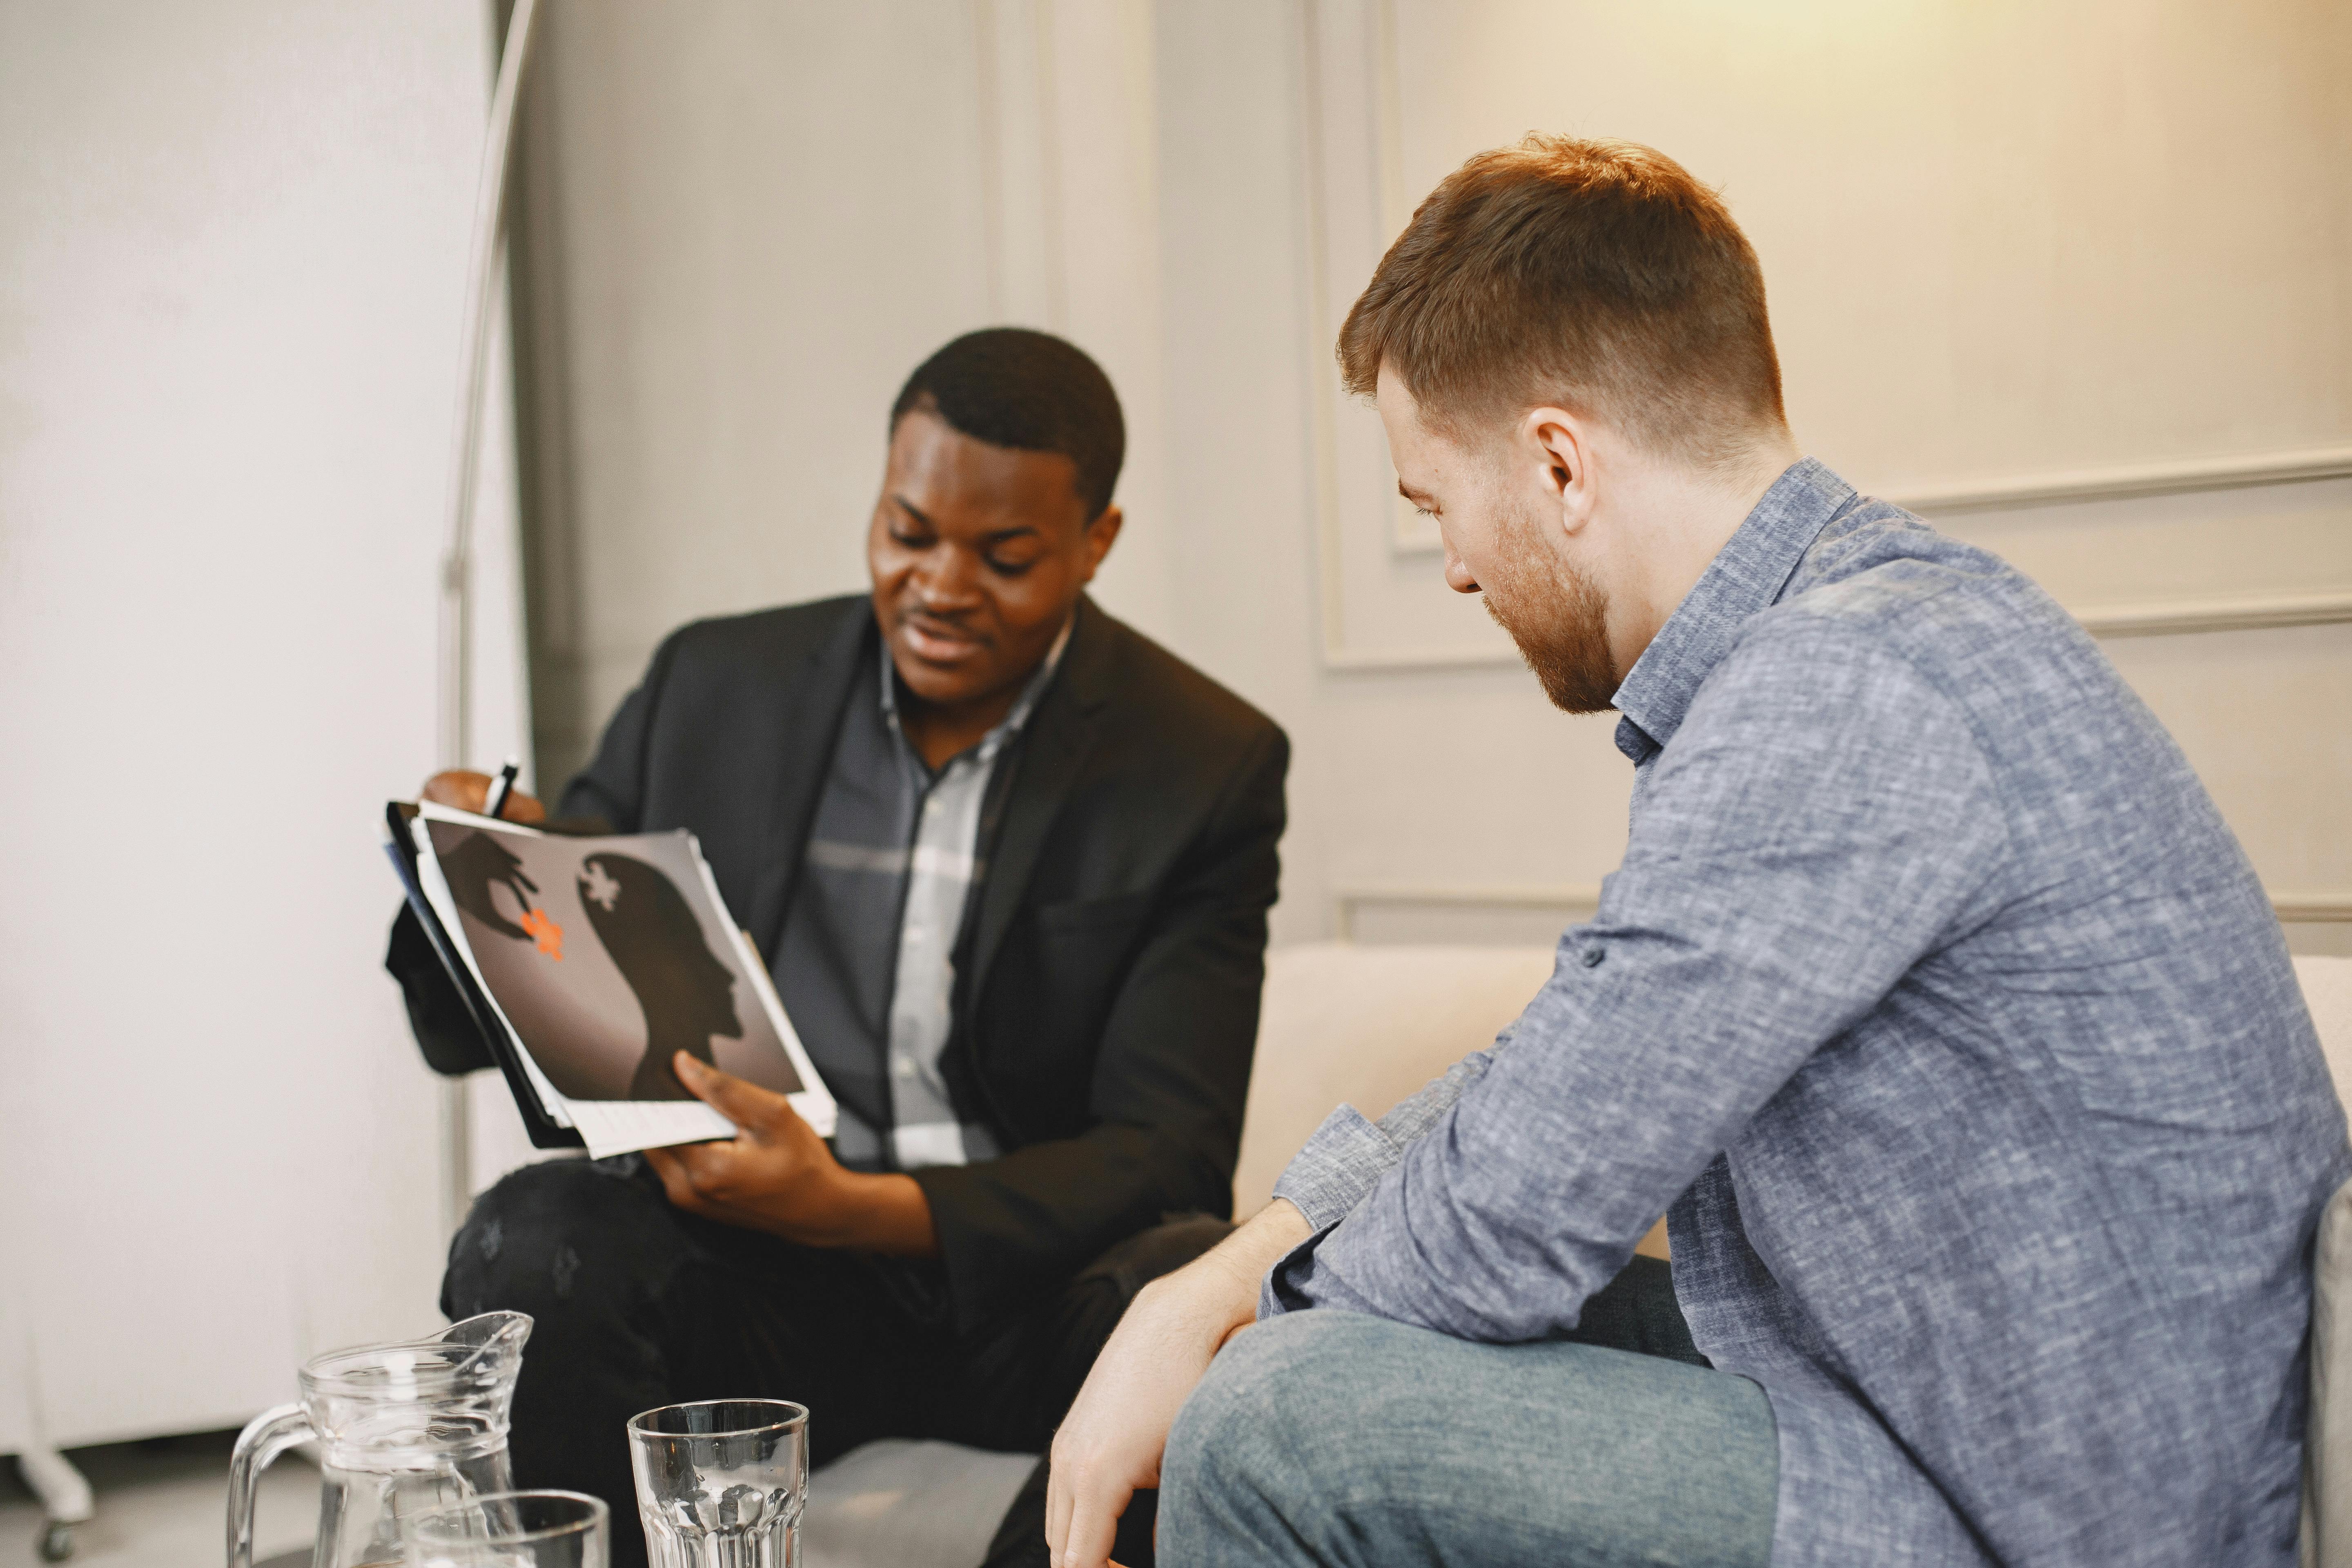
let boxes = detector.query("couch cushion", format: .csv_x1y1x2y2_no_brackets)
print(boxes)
1234,942,1558,1214
2299,956,2352,1105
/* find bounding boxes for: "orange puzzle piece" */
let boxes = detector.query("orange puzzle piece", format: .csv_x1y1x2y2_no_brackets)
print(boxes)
519,906,564,961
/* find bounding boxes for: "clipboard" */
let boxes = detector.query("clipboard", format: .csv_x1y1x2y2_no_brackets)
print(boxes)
386,800,585,1149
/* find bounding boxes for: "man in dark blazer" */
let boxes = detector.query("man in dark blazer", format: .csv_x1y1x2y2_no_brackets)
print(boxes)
387,329,1287,1568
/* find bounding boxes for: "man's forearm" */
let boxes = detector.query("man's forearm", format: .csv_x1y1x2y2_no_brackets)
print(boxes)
1270,1044,1503,1233
1045,1198,1313,1568
788,1170,938,1256
1162,1198,1312,1332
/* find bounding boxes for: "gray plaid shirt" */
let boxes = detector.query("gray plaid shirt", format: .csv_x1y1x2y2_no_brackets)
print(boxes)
1267,459,2350,1566
773,619,1069,1172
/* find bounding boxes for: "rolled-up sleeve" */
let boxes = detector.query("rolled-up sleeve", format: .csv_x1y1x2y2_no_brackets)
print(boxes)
1268,614,2011,1341
1270,1040,1510,1230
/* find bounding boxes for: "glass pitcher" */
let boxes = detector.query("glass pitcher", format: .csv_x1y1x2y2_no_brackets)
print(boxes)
226,1311,532,1568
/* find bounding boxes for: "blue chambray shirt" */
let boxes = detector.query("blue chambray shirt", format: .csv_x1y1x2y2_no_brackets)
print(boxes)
1265,458,2351,1566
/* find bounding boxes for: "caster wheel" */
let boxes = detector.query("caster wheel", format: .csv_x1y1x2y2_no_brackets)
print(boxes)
38,1520,74,1562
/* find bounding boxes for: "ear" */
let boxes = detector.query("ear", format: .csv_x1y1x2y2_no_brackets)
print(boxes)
1077,504,1124,581
1520,406,1596,536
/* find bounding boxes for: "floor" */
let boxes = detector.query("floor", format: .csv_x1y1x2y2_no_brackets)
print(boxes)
0,1431,1034,1568
0,1430,318,1568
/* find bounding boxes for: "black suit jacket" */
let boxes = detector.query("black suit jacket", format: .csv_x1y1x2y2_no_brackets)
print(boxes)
388,594,1289,1329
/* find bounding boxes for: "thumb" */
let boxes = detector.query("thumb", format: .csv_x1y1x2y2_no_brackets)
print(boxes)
673,1052,790,1135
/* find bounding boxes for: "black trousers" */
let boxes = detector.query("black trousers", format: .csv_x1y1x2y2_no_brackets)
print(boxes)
442,1156,1229,1568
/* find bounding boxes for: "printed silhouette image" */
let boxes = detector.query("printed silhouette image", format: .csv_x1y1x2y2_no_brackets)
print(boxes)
577,852,741,1100
427,821,803,1102
439,831,539,940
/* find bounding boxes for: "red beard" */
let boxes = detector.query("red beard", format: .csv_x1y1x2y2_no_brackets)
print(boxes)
1479,498,1619,714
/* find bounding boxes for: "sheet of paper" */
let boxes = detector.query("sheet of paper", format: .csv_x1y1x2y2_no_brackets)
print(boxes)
568,1099,735,1160
417,799,548,835
403,805,837,1153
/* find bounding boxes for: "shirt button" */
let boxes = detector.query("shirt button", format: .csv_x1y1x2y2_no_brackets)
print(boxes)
893,1058,916,1079
1581,946,1606,968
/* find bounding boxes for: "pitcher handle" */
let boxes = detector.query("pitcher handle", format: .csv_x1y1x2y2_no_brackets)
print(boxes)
227,1401,313,1568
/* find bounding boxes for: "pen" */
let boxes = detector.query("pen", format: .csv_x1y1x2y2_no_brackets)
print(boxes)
484,757,521,821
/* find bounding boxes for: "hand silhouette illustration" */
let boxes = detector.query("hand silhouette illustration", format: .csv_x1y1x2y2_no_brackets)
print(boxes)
441,831,539,941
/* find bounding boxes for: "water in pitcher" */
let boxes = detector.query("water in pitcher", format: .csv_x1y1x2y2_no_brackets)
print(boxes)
227,1311,532,1568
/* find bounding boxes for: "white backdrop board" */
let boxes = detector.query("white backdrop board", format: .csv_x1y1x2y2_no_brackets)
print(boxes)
0,1,528,1448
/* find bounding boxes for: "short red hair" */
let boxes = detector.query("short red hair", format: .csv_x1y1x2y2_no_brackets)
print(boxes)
1339,136,1785,468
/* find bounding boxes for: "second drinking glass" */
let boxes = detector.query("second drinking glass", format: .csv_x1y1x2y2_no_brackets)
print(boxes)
626,1399,808,1568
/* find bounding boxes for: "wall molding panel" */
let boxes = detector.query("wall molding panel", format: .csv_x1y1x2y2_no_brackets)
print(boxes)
1316,585,2352,675
1301,0,1524,673
2072,590,2352,639
1300,0,2352,679
1883,443,2352,519
973,0,1069,331
1385,442,2352,557
1333,882,1602,940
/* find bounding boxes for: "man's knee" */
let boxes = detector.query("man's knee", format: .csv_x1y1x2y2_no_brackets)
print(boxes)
1164,1311,1366,1531
1167,1313,1780,1568
442,1156,679,1323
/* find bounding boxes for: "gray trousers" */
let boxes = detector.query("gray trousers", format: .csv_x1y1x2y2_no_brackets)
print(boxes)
1158,1260,1778,1568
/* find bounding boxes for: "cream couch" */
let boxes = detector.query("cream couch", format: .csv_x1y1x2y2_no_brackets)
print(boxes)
804,944,2352,1568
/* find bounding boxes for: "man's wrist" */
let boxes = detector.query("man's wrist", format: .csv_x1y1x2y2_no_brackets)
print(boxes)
1152,1199,1312,1331
779,1167,936,1256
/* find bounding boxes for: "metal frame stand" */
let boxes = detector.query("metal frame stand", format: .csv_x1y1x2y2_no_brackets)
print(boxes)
16,1445,94,1562
432,0,542,1248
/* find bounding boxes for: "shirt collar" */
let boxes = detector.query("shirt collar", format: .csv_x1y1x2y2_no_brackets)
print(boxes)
1609,457,1853,761
880,610,1075,762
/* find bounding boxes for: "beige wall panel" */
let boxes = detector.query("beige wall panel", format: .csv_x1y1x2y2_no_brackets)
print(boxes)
1044,0,1178,645
1152,0,1643,945
1263,0,2350,944
524,0,1183,784
518,0,2348,956
531,2,998,754
2098,624,2352,884
1387,0,2352,483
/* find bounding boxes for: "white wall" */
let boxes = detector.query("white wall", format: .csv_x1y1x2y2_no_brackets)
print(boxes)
517,0,1175,786
0,1,523,1446
1160,0,2352,953
513,0,2348,962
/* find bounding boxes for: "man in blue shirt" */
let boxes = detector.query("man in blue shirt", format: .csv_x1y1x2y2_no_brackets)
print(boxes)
1044,136,2349,1567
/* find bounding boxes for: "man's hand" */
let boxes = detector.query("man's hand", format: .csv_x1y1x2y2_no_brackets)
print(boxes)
642,1054,938,1256
437,832,539,939
1046,1200,1314,1568
421,768,548,825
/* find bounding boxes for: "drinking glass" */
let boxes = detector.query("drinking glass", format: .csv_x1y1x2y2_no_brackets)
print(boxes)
626,1400,808,1568
404,1490,608,1568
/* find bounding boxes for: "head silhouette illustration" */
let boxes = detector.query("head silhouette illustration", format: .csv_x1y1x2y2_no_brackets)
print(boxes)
576,852,743,1100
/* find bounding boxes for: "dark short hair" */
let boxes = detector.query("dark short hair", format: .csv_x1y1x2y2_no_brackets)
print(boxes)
1339,136,1785,469
889,327,1125,518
